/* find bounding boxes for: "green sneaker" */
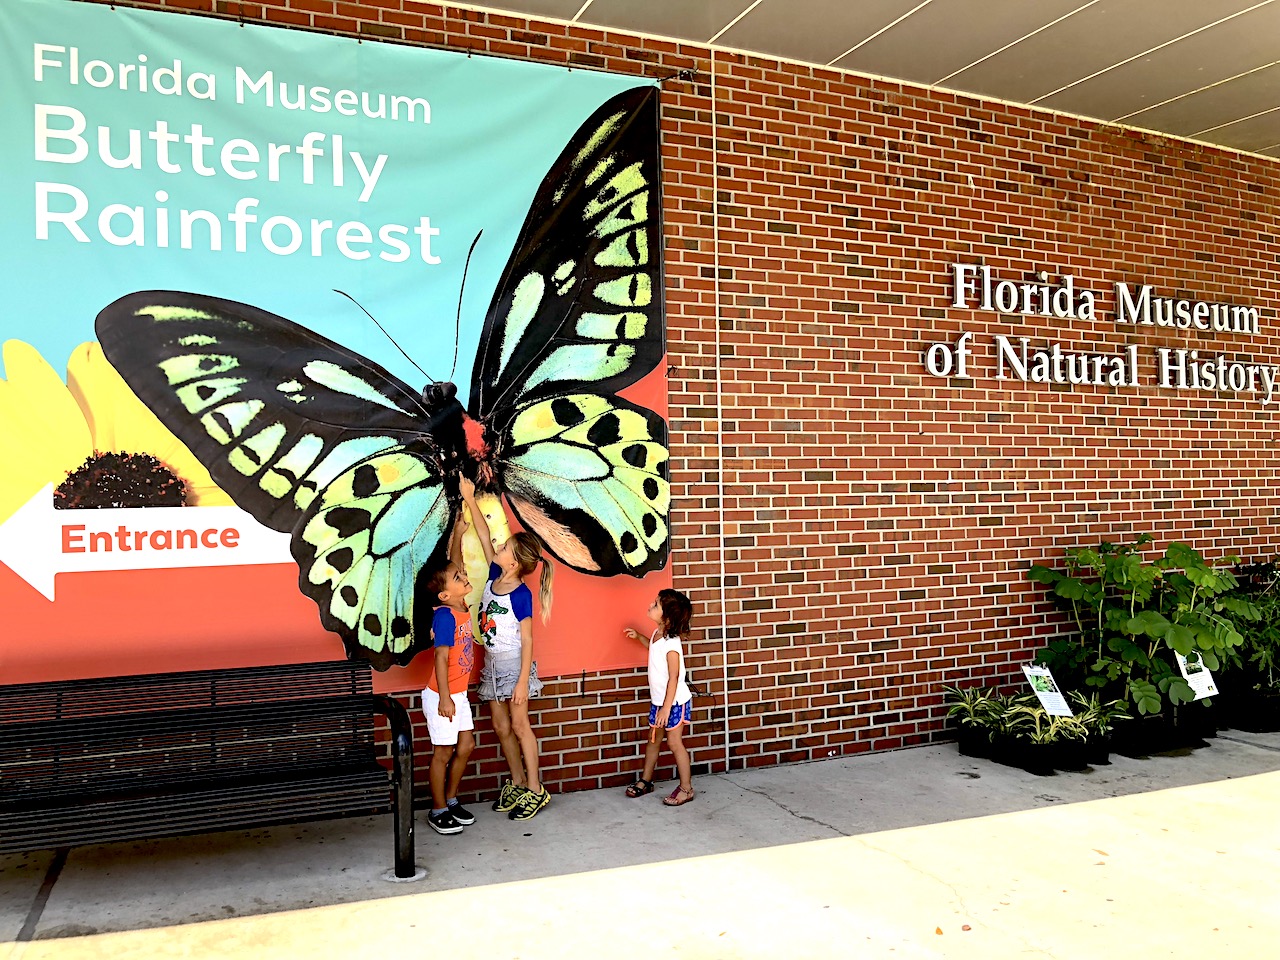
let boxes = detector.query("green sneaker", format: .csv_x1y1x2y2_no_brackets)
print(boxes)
492,778,525,813
508,786,550,821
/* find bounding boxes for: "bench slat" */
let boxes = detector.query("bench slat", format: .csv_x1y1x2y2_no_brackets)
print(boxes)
0,694,382,749
0,769,391,853
0,661,374,724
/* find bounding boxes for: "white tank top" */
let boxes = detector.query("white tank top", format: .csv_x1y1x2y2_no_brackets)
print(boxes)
647,632,691,707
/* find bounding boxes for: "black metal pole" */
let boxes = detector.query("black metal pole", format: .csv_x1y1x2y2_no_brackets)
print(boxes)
374,695,417,878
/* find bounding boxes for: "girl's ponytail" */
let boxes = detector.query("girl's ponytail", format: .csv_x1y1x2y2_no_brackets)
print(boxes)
537,558,554,624
510,531,554,624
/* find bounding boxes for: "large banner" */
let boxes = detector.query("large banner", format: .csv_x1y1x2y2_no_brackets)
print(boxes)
0,0,670,690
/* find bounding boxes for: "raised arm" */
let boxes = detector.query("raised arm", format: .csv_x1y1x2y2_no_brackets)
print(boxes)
447,511,465,569
459,476,495,566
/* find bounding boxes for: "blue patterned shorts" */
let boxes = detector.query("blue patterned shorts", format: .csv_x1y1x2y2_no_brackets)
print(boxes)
649,700,692,729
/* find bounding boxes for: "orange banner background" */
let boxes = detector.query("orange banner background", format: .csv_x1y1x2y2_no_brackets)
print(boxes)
1,367,670,691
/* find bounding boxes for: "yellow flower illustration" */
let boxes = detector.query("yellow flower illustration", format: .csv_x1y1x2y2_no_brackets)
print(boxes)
0,339,232,523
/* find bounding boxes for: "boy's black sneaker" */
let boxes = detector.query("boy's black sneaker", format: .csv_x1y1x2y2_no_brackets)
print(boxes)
428,809,463,835
447,802,476,825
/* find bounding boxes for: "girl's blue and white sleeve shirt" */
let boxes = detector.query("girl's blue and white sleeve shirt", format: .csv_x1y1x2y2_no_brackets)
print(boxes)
479,562,534,654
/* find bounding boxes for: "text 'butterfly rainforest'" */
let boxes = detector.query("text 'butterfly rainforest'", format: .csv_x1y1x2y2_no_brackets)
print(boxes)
95,87,669,671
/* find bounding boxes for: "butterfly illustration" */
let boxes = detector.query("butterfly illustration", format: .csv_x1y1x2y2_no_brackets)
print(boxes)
94,86,669,671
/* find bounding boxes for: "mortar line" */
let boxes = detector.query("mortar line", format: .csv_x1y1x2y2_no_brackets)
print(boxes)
17,847,68,942
1217,733,1280,753
710,49,731,776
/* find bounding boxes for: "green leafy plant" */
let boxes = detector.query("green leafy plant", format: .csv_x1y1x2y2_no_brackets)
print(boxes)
943,686,1033,741
1227,559,1280,692
1006,704,1089,745
1030,536,1260,715
1067,690,1131,737
942,684,1000,731
944,686,1087,742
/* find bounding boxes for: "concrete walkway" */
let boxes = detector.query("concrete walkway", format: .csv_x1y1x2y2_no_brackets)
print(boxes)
3,730,1280,958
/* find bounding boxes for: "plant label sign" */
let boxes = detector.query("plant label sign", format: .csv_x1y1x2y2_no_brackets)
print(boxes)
1175,653,1219,700
1023,665,1073,717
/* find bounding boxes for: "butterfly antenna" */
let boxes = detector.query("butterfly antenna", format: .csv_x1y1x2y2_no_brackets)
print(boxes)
333,290,435,384
451,231,484,382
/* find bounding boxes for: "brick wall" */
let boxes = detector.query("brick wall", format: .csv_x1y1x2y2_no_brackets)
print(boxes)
82,0,1280,799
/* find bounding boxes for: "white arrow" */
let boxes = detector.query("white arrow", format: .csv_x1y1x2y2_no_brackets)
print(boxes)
0,484,294,601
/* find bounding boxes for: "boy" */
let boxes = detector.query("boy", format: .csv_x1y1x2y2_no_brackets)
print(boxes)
421,517,478,835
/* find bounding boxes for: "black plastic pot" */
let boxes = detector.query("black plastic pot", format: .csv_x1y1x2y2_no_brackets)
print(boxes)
955,727,992,759
1112,707,1214,757
1224,689,1280,733
1173,702,1218,741
1111,714,1177,757
1085,733,1112,766
987,734,1059,776
1054,739,1090,771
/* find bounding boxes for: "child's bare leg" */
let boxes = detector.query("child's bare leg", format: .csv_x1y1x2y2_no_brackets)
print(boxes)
640,731,663,783
666,725,692,791
445,730,474,802
511,700,542,793
489,701,527,786
429,744,455,809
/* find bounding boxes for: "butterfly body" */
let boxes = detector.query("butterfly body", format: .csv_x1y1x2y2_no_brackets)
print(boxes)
95,86,669,670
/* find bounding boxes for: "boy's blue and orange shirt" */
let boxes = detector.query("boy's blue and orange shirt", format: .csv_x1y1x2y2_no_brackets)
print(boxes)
426,606,475,694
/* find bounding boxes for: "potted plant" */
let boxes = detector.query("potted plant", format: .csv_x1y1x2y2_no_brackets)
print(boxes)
1221,559,1280,732
1067,690,1131,765
945,686,1094,775
1000,703,1090,774
982,691,1031,769
1030,536,1259,753
942,684,1000,758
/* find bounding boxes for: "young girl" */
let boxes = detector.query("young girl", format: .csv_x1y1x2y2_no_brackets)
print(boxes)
459,477,553,821
622,589,695,806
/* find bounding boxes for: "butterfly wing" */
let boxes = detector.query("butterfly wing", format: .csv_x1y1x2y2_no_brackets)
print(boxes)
95,291,460,667
95,291,443,532
501,394,668,576
472,86,670,576
294,447,454,670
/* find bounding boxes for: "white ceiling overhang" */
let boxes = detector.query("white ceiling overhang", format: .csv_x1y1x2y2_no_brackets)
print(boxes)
458,0,1280,159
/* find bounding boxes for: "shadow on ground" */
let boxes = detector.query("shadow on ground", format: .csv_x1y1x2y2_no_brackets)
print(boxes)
4,728,1278,941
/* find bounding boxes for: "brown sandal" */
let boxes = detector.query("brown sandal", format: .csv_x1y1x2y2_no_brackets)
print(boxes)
663,785,695,806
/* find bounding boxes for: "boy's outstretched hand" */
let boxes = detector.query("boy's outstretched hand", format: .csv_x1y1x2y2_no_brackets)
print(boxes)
459,475,476,501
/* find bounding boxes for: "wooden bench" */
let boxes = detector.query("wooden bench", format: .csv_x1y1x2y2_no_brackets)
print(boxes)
0,660,418,879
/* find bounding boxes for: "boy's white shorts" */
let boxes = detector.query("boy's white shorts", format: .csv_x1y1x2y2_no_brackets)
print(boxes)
422,687,474,745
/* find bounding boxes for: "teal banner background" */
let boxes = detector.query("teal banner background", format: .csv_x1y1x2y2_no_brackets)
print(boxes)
1,0,648,400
